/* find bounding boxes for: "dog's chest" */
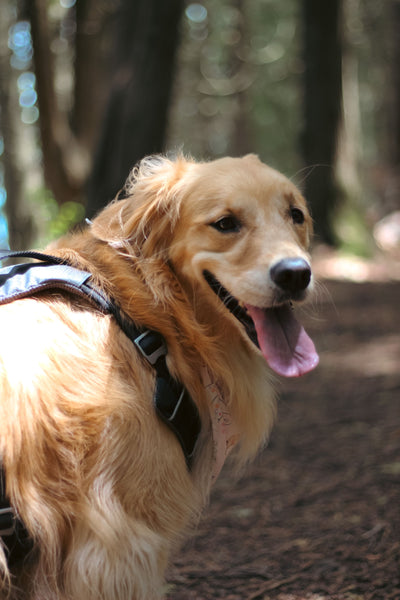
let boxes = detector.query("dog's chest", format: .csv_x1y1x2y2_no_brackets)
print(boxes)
201,367,239,482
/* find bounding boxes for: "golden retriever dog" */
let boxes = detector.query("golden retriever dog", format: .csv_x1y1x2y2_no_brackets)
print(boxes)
0,154,318,599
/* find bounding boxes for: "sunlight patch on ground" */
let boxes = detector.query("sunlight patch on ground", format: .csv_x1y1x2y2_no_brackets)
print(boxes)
312,246,400,283
320,335,400,377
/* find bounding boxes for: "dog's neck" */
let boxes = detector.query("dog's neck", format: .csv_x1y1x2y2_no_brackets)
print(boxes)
52,239,275,468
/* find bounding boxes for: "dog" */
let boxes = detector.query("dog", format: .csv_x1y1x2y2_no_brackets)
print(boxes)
0,154,318,599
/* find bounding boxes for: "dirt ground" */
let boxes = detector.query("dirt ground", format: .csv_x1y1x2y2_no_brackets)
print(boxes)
166,270,400,599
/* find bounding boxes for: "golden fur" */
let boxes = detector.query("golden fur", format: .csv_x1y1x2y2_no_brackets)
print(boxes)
0,154,314,599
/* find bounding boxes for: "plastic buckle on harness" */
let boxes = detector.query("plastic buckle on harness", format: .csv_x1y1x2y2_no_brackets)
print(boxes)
134,330,167,366
0,507,15,537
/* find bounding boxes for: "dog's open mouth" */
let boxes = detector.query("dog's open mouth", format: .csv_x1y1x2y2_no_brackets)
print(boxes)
203,270,319,378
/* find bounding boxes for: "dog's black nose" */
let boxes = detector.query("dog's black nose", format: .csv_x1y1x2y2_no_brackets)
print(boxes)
270,258,311,294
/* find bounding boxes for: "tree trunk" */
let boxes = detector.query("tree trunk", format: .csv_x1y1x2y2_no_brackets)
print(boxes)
231,0,253,157
390,0,400,167
301,0,343,245
86,0,185,217
336,0,362,205
26,0,88,205
72,0,112,155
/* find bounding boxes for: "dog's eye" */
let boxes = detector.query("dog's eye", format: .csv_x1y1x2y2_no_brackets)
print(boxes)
290,207,305,225
211,216,242,233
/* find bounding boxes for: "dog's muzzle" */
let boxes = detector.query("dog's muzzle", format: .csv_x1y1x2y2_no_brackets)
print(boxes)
203,270,258,347
203,267,319,378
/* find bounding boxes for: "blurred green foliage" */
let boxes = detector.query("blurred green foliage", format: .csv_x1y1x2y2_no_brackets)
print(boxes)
1,0,398,253
31,187,85,245
334,204,374,257
168,0,303,176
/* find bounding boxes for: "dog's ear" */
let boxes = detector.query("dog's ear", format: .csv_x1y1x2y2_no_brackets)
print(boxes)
242,153,261,163
92,155,192,257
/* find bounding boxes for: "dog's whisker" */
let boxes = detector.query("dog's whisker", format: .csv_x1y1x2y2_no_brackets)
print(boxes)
289,163,332,190
313,279,338,314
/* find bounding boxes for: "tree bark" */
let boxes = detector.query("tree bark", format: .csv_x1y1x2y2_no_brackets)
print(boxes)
72,0,112,155
301,0,343,245
86,0,185,216
27,0,88,205
231,0,253,157
390,0,400,167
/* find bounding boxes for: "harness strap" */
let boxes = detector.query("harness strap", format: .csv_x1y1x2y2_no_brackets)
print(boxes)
0,471,32,566
133,331,201,464
0,250,66,264
0,250,201,563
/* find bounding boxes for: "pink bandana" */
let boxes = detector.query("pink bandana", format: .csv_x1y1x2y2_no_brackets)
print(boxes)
202,367,240,482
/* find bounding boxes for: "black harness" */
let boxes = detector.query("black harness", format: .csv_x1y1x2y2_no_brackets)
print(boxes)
0,250,201,565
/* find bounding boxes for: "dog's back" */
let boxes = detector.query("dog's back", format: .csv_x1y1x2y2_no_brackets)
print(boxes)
0,288,201,598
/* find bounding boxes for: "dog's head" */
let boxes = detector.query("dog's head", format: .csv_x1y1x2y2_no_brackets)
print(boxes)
92,154,319,378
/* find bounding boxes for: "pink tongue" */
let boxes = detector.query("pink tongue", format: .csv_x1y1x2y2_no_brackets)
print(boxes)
245,304,319,377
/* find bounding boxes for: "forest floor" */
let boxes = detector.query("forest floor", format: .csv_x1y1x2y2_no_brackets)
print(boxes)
166,250,400,600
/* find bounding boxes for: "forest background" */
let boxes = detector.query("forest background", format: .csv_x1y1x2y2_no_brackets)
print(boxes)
0,0,399,262
1,3,400,598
